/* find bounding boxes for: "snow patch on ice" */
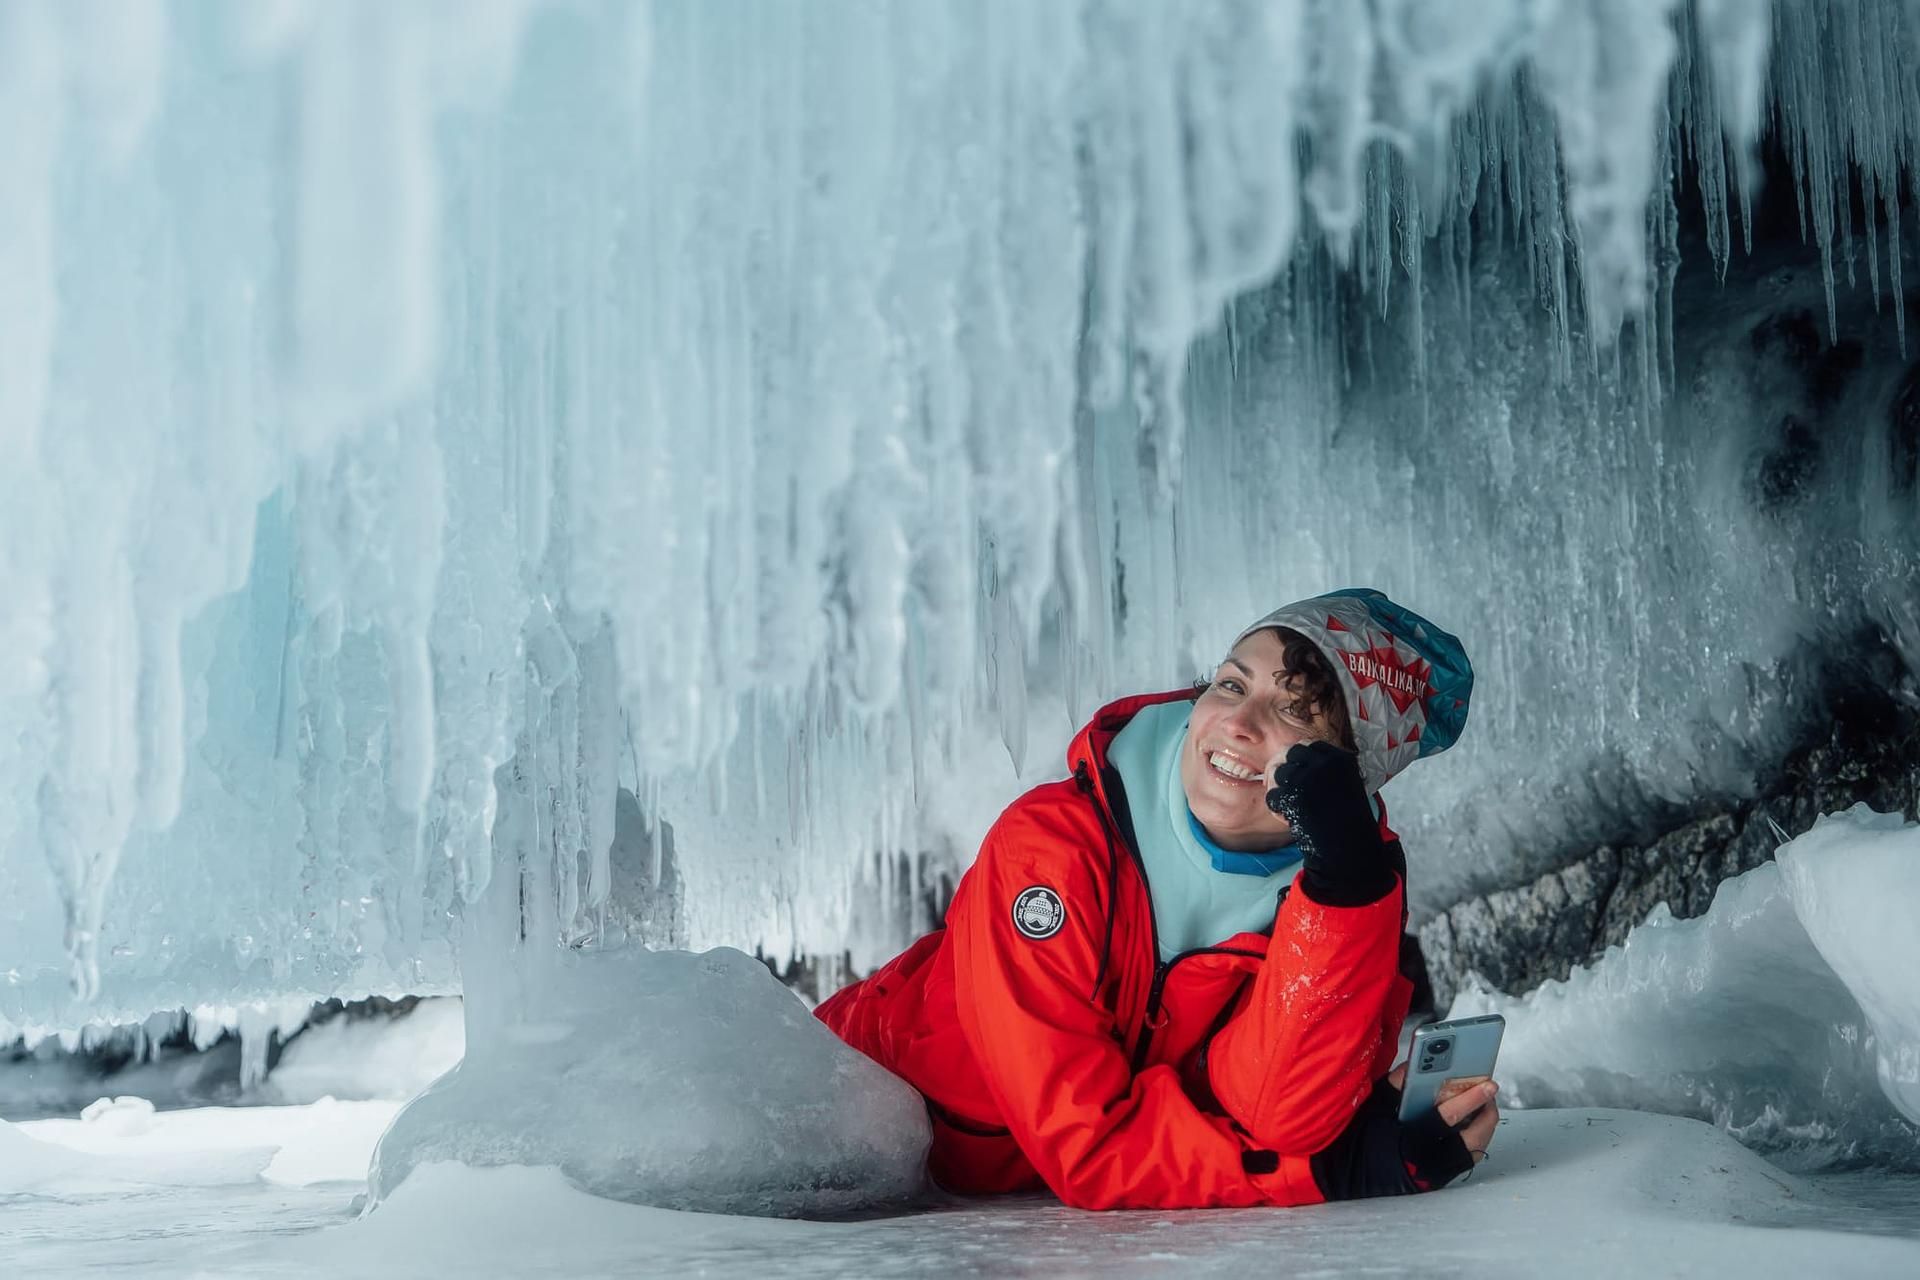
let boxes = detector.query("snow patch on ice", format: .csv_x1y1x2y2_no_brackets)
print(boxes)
15,1096,402,1190
1,1111,273,1195
260,1098,410,1187
367,946,928,1216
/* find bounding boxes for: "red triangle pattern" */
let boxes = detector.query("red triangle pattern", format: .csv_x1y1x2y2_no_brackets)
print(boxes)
1340,639,1432,716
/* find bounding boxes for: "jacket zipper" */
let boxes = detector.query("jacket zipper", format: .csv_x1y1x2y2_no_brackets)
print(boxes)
1130,944,1264,1075
1075,753,1271,1077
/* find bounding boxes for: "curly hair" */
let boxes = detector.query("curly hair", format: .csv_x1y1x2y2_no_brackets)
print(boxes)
1195,627,1355,751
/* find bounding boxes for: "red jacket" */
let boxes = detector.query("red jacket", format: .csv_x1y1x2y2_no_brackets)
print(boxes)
817,689,1414,1210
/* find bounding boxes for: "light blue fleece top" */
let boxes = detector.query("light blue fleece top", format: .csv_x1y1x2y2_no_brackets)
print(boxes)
1106,701,1302,960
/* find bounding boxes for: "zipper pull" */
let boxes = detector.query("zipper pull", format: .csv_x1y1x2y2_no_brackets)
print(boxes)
1073,760,1092,793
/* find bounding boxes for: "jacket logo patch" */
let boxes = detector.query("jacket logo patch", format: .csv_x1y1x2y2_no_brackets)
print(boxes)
1012,885,1066,940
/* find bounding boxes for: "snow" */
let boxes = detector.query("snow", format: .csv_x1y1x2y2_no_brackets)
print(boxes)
5,1102,1919,1278
9,1096,394,1192
1,1108,275,1197
368,946,929,1216
1451,805,1920,1169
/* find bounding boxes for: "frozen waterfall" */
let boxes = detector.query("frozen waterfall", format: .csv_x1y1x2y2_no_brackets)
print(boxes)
1,0,1917,1108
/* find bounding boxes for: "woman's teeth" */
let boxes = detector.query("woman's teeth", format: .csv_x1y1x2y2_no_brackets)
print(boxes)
1208,751,1259,782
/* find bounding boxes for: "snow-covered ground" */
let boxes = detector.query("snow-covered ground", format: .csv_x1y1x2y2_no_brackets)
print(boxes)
5,1099,1918,1278
8,808,1920,1276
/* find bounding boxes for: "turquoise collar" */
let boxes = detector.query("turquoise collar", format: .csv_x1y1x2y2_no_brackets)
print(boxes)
1186,808,1301,877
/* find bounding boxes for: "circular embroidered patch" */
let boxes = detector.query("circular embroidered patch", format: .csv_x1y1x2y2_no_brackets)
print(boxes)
1011,885,1066,940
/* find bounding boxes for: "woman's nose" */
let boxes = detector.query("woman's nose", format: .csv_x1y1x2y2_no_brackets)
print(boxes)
1221,701,1263,740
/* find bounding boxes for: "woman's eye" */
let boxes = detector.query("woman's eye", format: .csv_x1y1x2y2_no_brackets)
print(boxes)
1273,702,1309,727
1219,678,1245,695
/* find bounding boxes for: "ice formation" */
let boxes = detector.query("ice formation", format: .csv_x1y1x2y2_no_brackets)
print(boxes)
260,997,465,1105
1451,805,1920,1169
367,945,929,1216
0,1,1917,1069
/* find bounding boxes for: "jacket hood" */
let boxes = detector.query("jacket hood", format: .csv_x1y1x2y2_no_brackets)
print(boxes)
1234,588,1472,794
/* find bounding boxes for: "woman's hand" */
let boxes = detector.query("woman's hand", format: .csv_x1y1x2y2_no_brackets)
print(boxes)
1388,1062,1500,1164
1308,1066,1497,1199
1264,741,1396,906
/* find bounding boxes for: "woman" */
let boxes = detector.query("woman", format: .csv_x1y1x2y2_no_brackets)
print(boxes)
817,589,1495,1209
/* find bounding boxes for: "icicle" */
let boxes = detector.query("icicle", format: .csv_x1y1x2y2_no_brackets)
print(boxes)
1398,156,1427,393
983,539,1029,776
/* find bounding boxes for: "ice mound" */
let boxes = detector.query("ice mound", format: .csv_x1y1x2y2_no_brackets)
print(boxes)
1775,806,1920,1128
367,947,929,1216
1452,804,1920,1168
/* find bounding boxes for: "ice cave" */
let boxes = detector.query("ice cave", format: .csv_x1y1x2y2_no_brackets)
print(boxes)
3,0,1919,1275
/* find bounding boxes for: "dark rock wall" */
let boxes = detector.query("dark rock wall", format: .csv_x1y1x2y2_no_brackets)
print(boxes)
1419,649,1920,1010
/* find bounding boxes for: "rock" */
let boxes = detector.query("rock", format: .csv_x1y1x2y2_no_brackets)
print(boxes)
1422,685,1920,1011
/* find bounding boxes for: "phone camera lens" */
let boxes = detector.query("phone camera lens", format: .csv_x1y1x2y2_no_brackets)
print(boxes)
1428,1037,1452,1055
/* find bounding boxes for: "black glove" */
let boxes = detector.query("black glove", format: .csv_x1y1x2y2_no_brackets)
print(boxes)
1309,1076,1477,1199
1265,741,1395,906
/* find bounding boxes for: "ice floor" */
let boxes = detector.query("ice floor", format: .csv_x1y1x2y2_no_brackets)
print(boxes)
5,1100,1919,1279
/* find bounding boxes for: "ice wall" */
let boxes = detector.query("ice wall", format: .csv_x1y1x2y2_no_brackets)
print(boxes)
2,1,1918,1031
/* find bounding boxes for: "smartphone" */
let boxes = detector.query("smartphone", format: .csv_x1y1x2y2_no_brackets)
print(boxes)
1398,1014,1505,1124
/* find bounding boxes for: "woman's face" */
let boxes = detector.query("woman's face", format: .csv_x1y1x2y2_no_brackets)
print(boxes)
1179,628,1344,852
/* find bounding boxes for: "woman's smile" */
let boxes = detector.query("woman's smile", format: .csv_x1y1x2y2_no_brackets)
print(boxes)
1203,748,1263,784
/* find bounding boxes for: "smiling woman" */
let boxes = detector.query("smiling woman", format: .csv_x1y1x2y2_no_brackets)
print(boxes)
1183,627,1356,852
816,588,1486,1210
